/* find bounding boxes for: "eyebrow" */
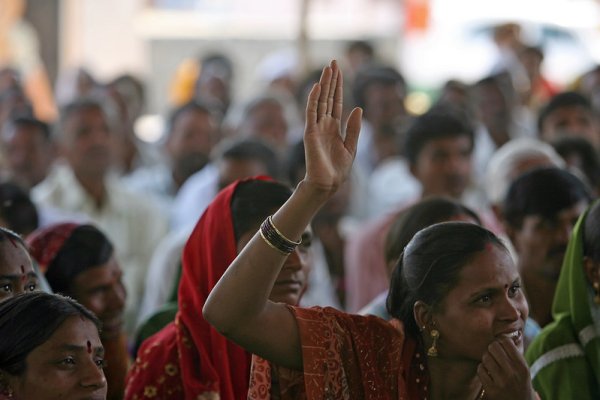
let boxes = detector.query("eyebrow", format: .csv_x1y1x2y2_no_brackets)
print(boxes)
0,272,38,280
58,344,105,356
468,278,521,300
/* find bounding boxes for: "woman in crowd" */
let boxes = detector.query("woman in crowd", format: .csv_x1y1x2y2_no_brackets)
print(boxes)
26,223,128,400
0,292,107,399
359,196,481,319
124,178,311,399
526,200,600,399
0,226,38,303
204,61,536,399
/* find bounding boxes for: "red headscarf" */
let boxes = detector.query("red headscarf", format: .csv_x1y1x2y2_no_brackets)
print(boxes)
125,179,261,400
26,222,79,273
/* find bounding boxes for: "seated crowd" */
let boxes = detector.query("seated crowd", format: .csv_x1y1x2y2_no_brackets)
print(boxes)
1,33,600,400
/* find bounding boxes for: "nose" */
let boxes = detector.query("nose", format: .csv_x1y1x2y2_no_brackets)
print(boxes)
108,282,127,311
80,358,107,390
498,294,524,322
554,220,573,245
282,248,304,271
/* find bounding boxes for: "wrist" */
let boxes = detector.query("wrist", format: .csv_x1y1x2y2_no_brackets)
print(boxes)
296,179,337,202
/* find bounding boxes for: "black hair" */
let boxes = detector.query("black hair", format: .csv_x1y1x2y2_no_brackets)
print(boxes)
199,53,234,79
537,91,593,133
503,167,591,228
0,292,100,376
551,136,600,190
384,197,481,266
3,115,51,141
46,225,114,294
583,200,600,261
404,108,474,166
0,182,39,235
387,222,506,338
286,139,306,186
352,65,406,111
0,226,27,251
346,40,375,57
220,139,280,181
165,100,215,137
230,180,292,243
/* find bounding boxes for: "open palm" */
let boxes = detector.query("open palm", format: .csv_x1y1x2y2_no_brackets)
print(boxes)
303,61,362,194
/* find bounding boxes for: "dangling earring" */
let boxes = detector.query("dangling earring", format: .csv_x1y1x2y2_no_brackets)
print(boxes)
593,281,600,305
427,329,440,357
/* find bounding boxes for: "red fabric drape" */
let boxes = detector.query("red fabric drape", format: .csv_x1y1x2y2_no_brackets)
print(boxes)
126,179,268,400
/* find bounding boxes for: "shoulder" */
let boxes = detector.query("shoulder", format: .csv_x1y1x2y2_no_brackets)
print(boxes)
526,315,584,379
291,306,403,345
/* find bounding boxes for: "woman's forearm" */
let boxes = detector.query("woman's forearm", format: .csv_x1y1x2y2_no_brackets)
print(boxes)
203,180,330,334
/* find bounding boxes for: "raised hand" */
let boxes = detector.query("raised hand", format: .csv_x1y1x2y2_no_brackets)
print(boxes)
303,60,362,195
477,338,536,400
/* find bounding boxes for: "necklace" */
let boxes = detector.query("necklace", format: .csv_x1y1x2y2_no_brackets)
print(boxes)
479,389,485,399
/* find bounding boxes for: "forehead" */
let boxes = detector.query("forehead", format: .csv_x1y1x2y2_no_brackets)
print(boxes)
0,240,32,273
545,106,592,124
32,316,101,353
420,134,472,154
173,107,212,127
72,256,120,287
523,200,588,225
1,123,45,142
452,246,517,294
63,106,107,127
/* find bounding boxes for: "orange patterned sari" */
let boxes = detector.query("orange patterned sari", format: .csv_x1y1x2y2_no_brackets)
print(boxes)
248,306,429,400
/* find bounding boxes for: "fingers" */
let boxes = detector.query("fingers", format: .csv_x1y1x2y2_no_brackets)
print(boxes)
344,107,363,155
326,61,339,117
305,83,321,132
317,66,332,119
333,66,343,119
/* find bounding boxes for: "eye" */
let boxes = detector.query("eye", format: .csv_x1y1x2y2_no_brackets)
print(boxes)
476,294,492,304
25,283,37,292
1,284,12,293
95,358,107,369
508,283,521,297
60,356,76,366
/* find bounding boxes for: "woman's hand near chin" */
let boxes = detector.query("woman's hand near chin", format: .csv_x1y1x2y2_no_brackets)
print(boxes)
477,337,536,400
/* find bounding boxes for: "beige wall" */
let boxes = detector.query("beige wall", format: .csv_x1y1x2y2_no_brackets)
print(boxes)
60,0,147,80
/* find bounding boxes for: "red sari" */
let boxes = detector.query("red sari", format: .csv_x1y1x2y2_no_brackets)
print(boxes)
125,180,253,400
248,306,429,400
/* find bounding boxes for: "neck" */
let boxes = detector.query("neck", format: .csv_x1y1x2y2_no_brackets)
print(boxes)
73,170,107,208
521,268,556,327
428,357,483,400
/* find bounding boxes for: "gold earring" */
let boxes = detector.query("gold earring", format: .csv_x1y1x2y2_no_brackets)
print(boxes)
427,329,439,357
593,282,600,305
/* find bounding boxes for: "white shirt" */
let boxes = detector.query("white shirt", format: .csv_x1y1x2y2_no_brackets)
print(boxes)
170,163,219,230
32,163,169,334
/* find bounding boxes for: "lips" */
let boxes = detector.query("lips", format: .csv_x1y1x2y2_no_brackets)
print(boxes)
274,280,302,289
496,329,523,346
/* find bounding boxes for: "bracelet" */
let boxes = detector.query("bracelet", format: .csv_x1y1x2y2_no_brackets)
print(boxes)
259,215,301,255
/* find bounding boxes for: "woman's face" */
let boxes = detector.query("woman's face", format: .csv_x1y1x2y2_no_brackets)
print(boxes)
431,245,528,360
0,241,38,303
237,227,312,306
7,316,107,400
70,256,127,341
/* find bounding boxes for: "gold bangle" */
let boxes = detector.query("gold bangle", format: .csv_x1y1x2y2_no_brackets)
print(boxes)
267,216,301,246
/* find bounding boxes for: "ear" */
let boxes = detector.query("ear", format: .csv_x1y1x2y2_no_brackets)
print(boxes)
413,300,433,332
583,256,600,285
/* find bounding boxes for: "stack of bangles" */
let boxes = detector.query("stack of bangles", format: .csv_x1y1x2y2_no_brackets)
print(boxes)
259,215,302,255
